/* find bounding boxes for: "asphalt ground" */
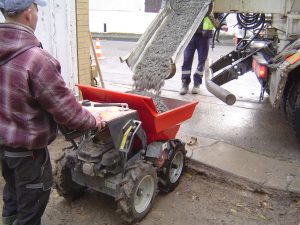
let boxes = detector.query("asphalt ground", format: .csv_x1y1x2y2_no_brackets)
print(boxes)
96,39,300,164
88,37,300,196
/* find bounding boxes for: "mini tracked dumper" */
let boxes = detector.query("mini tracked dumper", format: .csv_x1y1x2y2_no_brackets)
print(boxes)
54,85,198,224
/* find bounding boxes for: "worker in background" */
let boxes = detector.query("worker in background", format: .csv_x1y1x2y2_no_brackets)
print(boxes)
234,24,246,48
0,1,105,225
180,11,228,95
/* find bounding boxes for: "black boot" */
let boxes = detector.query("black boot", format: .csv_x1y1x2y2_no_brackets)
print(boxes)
2,215,17,225
179,83,189,95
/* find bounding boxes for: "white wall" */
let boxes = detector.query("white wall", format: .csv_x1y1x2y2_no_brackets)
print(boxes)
90,0,144,11
89,0,240,35
89,0,157,34
37,0,78,92
0,1,78,92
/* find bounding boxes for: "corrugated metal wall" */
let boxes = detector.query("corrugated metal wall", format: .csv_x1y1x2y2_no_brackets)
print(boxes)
37,0,78,92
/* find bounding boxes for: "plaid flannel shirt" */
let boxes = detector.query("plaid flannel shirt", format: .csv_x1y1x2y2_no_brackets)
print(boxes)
0,23,96,150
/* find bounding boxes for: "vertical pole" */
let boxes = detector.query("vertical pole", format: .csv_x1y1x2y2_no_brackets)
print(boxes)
89,32,105,88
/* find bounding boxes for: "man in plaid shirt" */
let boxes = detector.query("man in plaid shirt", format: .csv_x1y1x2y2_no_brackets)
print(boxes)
0,0,105,224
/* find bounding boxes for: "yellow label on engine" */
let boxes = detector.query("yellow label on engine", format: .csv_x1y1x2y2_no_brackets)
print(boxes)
120,125,133,151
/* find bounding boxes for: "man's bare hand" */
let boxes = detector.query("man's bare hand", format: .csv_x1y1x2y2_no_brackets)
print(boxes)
221,25,228,32
92,112,106,129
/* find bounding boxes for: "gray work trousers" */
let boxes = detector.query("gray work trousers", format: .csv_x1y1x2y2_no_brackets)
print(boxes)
0,147,53,225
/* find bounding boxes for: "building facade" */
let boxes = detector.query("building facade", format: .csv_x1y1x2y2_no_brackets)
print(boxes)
0,0,92,92
89,0,162,34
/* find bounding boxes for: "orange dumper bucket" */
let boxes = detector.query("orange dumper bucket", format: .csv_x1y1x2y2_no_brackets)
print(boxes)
78,85,198,143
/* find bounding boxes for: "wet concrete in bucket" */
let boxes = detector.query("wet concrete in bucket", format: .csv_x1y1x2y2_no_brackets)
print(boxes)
127,91,169,113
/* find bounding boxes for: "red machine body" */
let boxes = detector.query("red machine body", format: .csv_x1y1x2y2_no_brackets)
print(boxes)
78,85,198,143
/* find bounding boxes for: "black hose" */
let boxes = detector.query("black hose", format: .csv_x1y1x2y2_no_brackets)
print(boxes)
211,13,230,50
237,13,265,30
236,13,266,50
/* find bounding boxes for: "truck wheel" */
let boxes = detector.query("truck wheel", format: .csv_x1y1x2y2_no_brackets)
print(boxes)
116,161,157,224
159,141,186,192
54,157,86,201
285,79,300,140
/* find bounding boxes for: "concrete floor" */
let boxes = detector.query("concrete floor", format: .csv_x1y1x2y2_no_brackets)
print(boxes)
97,39,300,165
